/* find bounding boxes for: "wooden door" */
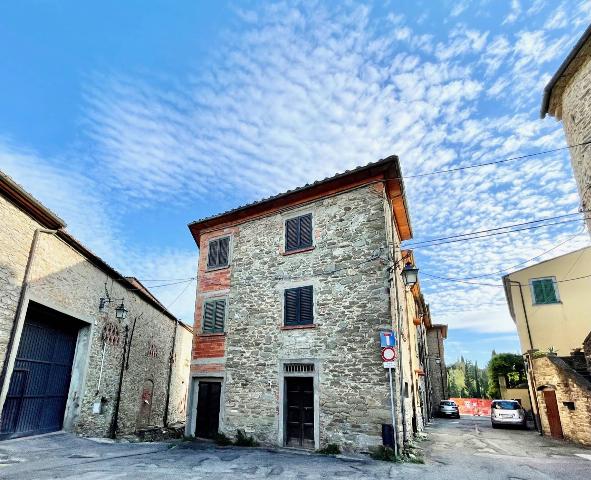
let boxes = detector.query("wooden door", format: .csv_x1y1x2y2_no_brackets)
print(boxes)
543,390,563,439
285,377,314,449
195,382,221,438
137,380,154,429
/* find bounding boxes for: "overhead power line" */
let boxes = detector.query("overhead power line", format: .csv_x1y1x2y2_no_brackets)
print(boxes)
405,213,590,249
406,139,591,179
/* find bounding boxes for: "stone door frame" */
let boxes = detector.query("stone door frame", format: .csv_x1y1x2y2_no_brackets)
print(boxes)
278,358,319,450
185,372,225,438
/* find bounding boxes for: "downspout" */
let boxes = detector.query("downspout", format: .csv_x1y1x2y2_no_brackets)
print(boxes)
0,228,57,393
163,319,178,427
110,324,129,439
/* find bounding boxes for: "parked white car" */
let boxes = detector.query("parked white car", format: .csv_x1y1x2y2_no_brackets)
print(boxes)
491,400,526,428
438,400,460,418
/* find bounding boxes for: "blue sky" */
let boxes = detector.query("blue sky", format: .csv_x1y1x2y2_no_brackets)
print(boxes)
1,1,590,366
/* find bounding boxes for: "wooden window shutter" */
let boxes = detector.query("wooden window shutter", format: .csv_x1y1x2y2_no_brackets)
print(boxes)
284,288,299,325
218,237,229,267
285,218,299,251
299,214,312,248
284,286,313,326
207,240,219,268
299,285,313,324
203,301,216,331
542,279,557,303
214,299,226,332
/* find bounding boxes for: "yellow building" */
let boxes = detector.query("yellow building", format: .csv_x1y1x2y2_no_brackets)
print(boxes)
503,246,591,356
503,246,591,445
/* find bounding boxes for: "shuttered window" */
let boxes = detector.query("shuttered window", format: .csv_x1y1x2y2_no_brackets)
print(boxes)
531,278,559,305
202,299,226,333
284,286,314,326
285,214,313,251
207,237,230,269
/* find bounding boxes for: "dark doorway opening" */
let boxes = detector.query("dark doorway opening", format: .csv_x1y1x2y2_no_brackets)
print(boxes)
285,377,314,448
195,381,221,438
0,302,82,439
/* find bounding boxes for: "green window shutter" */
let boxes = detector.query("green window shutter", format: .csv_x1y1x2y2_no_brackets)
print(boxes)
203,301,216,331
532,279,558,304
542,279,557,303
214,299,226,332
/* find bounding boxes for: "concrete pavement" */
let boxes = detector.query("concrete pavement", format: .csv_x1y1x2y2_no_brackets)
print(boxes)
0,417,589,479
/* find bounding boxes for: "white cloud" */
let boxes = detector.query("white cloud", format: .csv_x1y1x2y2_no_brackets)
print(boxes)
503,0,521,25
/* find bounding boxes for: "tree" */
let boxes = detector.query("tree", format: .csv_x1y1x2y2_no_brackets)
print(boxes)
486,353,526,399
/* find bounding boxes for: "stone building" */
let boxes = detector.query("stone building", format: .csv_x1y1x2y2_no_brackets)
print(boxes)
426,324,448,411
0,171,192,439
541,23,591,235
185,156,442,452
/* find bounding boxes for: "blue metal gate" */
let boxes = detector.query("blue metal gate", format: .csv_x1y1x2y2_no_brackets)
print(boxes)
0,313,78,439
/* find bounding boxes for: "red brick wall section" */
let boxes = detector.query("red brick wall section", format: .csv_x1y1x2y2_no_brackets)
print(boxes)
191,227,238,361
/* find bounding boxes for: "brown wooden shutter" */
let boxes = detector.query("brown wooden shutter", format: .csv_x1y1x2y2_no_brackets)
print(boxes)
285,218,299,251
284,288,298,325
299,214,312,248
207,240,219,268
299,286,313,324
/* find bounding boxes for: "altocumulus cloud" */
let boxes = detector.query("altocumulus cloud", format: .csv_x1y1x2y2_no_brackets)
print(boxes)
2,1,591,338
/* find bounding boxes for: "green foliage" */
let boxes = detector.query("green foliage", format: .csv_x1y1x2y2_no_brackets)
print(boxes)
370,446,401,462
213,432,233,446
234,429,258,447
487,353,526,398
317,443,341,455
447,357,489,398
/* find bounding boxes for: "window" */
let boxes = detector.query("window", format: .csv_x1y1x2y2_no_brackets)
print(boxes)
202,299,226,333
285,214,313,252
207,236,230,269
284,286,314,326
530,277,559,305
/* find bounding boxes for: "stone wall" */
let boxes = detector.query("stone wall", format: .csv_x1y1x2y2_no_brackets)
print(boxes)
222,185,394,451
0,194,191,437
560,52,591,236
532,356,591,446
426,327,447,409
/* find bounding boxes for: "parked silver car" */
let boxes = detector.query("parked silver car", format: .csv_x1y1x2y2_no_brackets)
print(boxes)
491,400,526,428
438,400,460,418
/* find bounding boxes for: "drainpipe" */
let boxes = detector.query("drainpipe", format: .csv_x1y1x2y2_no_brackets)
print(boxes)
109,324,129,439
0,229,57,396
163,319,178,427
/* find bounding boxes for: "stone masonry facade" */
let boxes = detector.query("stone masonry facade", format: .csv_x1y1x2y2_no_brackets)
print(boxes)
189,183,419,452
532,355,591,446
0,190,192,438
546,35,591,236
426,326,447,410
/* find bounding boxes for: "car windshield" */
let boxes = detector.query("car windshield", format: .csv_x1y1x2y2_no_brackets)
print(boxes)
441,401,456,406
493,401,520,410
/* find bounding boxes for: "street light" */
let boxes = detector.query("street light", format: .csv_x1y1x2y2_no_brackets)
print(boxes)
401,262,419,287
115,303,128,320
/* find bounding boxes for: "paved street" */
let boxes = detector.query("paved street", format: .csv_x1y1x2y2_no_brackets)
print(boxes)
0,417,589,479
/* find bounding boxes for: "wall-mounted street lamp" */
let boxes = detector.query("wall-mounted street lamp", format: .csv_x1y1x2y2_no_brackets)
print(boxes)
98,286,128,321
401,262,419,287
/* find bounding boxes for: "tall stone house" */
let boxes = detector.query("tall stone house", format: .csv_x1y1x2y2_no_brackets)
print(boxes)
503,247,591,446
426,324,448,411
185,156,444,451
0,171,192,439
541,23,591,235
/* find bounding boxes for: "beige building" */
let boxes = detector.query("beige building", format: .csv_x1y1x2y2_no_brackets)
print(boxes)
503,246,591,445
0,171,192,439
541,24,591,235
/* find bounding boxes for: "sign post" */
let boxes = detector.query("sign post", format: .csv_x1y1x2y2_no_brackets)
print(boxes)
380,331,398,456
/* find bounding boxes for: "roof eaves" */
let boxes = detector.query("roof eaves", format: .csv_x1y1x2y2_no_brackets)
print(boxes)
0,170,65,229
541,23,591,118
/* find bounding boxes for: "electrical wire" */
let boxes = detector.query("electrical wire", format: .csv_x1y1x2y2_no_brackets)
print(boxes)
166,278,196,309
405,211,589,247
407,216,590,249
405,139,591,179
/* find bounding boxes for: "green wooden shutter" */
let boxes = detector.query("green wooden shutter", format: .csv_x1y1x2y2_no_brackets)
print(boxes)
207,240,219,268
299,214,313,248
214,300,226,332
285,218,299,251
203,301,216,331
284,288,298,325
542,279,557,303
299,286,313,324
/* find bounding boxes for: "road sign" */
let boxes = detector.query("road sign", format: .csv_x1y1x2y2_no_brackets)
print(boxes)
381,346,397,362
383,361,397,369
380,331,396,348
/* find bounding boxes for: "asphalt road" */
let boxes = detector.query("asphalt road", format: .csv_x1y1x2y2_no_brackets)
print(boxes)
0,417,589,479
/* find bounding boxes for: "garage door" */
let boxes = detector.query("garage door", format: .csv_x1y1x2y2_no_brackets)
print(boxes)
0,312,78,439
